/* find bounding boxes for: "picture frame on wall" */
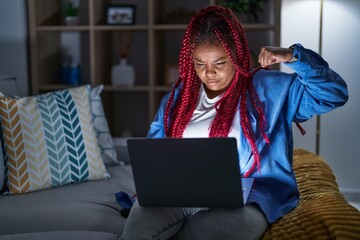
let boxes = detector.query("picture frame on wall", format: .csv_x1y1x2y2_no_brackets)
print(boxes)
106,5,136,25
165,64,179,86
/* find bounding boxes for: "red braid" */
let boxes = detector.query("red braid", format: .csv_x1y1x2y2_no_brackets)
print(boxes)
164,6,269,176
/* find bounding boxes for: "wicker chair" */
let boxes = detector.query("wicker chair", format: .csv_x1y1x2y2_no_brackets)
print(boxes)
262,149,360,240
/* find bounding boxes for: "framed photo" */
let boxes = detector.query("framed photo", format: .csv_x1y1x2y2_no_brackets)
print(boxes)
106,5,136,25
165,64,179,86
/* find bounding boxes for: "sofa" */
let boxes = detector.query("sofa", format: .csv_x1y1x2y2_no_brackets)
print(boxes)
0,84,137,240
262,149,360,240
1,84,360,240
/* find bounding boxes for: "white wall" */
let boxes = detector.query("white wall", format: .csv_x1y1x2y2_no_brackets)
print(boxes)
0,0,29,97
280,0,322,153
281,0,360,197
320,0,360,196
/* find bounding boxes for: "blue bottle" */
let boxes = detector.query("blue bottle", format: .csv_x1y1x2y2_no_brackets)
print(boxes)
68,62,80,85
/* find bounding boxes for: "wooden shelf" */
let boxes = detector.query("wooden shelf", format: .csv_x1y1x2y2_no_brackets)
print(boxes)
36,26,90,31
93,25,149,31
28,0,281,137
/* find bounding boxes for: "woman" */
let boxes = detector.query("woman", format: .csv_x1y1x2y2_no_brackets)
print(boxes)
121,5,348,240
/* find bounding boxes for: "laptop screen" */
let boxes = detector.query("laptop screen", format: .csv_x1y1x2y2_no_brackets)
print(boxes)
127,137,252,208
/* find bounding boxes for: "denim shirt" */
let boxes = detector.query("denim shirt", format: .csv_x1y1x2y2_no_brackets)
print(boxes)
146,44,349,223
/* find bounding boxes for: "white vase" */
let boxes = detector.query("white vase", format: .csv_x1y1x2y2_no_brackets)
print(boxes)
65,16,79,25
111,58,135,87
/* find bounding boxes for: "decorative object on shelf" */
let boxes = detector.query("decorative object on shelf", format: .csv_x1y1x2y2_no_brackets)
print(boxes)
61,62,80,85
61,48,81,85
111,58,135,87
106,4,136,25
68,61,81,85
161,7,197,24
165,64,179,86
111,31,135,87
64,0,79,25
217,0,268,23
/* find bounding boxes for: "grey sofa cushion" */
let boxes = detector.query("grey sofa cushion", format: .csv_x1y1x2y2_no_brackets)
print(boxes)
0,231,120,240
0,165,135,236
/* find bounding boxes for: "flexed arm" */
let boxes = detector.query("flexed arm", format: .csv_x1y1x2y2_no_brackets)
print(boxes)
258,44,348,121
258,46,295,67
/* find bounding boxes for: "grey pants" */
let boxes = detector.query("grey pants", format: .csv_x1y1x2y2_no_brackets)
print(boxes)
121,200,268,240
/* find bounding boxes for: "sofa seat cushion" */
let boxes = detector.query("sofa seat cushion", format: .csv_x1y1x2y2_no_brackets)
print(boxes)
0,165,135,236
0,231,120,240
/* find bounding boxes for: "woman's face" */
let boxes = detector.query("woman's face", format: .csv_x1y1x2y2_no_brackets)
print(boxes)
193,43,236,99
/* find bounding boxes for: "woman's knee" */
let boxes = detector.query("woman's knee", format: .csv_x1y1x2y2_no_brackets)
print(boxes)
178,204,268,240
122,201,199,240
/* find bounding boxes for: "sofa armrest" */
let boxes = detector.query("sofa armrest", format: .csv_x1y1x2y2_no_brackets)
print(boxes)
262,149,360,239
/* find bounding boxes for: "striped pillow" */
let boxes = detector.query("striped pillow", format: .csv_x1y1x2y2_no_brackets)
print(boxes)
0,85,108,194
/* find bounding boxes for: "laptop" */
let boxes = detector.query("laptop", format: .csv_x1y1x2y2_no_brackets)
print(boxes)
127,137,253,208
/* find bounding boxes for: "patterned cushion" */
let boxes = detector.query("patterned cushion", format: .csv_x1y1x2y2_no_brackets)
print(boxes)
90,85,120,166
0,85,108,194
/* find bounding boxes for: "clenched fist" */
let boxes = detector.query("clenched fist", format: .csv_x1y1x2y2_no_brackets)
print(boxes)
258,46,294,67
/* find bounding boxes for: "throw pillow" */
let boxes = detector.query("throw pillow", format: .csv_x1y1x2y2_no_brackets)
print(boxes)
0,85,108,194
90,85,120,166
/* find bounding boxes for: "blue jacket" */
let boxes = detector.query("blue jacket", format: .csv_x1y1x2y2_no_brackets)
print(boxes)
146,44,349,223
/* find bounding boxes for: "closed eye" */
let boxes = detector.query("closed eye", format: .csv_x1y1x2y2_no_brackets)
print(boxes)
214,57,228,66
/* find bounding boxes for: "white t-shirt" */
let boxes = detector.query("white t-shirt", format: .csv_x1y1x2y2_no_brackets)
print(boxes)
183,84,240,147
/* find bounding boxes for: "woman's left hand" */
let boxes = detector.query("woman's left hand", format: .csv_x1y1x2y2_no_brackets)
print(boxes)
258,46,294,67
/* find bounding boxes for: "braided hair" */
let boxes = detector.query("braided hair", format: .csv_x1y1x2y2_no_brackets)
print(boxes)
164,6,269,177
